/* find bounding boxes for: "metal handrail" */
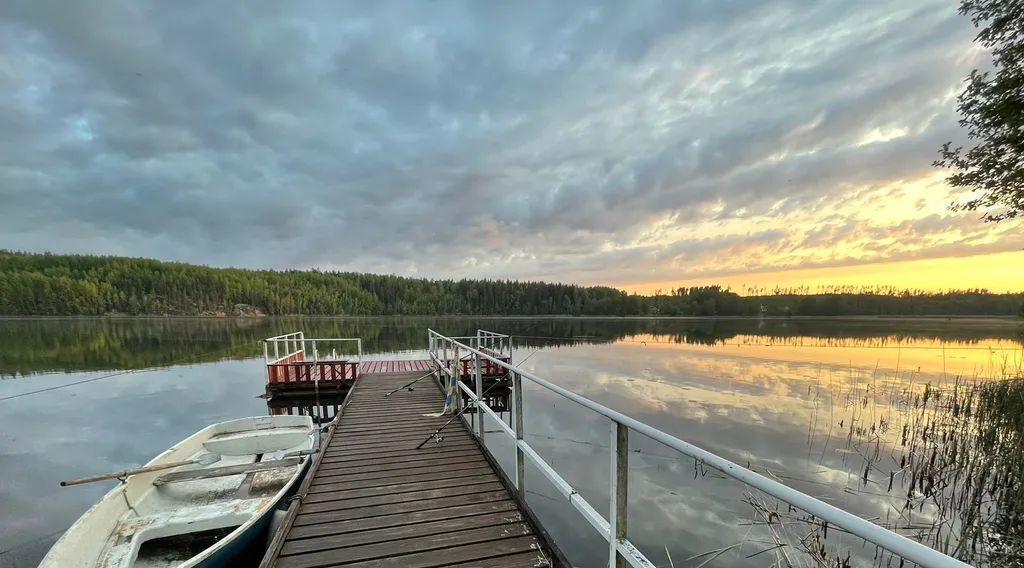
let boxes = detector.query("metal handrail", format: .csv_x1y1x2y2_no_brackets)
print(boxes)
262,333,363,366
265,331,304,341
476,329,512,357
442,331,512,356
427,329,970,568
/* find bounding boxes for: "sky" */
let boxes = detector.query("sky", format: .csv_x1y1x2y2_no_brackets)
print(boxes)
1,1,1021,293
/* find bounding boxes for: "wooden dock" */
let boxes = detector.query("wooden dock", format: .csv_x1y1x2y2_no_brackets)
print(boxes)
360,359,432,375
261,370,553,568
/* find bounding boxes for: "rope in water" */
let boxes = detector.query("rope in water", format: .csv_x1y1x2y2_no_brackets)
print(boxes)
0,344,241,403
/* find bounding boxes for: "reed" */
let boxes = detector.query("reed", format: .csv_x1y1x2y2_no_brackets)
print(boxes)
742,360,1024,566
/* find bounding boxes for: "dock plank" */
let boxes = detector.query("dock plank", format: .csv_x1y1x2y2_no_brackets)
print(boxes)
277,523,534,568
300,481,505,515
286,501,521,540
265,371,551,567
280,510,524,555
320,439,476,457
315,454,488,475
315,536,544,568
304,474,501,503
293,489,513,526
309,465,496,491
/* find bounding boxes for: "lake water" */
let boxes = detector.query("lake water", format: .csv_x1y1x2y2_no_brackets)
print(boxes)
1,317,1021,567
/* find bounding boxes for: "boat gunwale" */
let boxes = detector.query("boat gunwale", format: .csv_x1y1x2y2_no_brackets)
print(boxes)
40,416,315,568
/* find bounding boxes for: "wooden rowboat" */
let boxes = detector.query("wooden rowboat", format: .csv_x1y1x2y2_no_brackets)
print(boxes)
40,415,315,568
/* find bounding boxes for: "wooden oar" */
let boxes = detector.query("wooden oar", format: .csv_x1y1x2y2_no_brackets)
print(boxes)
154,458,302,486
60,453,221,486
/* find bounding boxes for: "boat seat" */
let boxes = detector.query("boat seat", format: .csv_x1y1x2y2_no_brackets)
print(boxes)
106,503,258,568
202,427,310,455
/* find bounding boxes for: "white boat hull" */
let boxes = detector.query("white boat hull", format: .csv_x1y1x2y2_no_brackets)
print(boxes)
40,415,315,568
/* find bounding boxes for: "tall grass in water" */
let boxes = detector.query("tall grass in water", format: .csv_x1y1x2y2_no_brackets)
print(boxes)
733,359,1024,567
908,376,1024,564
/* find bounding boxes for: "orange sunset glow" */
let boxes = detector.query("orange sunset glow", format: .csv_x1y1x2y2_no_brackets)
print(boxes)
624,251,1024,294
4,3,1022,294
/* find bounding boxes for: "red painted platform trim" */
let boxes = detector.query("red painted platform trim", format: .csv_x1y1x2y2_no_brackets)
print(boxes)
459,349,511,377
267,359,358,384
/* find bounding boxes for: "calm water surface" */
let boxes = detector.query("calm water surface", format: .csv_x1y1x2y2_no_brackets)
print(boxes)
0,317,1021,567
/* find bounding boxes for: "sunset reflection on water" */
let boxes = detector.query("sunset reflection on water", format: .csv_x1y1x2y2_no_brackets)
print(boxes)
2,318,1022,567
502,330,1023,566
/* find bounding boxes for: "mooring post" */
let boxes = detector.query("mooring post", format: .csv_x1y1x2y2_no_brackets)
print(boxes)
262,341,270,384
474,352,484,441
608,421,628,568
448,344,461,413
513,371,525,497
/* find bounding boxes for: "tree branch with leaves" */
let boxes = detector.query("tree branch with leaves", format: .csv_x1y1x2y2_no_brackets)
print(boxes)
936,0,1024,222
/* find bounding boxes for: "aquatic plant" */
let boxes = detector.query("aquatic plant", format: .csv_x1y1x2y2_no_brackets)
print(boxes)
765,369,1024,566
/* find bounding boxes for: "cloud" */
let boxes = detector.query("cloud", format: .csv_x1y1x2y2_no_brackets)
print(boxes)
0,0,1017,286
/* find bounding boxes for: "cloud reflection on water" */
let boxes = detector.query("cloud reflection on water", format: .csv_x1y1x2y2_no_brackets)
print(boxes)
495,333,1021,566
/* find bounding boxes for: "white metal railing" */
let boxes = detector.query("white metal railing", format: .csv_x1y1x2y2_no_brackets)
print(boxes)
262,332,363,365
426,329,970,568
440,330,513,357
476,329,511,355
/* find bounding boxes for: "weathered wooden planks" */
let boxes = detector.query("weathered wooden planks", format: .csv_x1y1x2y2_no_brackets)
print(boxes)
265,372,551,568
359,360,433,375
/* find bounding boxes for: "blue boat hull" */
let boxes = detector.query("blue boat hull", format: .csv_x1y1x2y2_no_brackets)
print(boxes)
194,513,273,568
194,459,310,568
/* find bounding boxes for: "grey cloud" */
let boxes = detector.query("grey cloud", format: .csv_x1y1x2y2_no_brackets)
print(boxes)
0,0,1010,283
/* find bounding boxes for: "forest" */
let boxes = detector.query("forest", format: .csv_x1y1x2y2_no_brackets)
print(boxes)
1,250,1022,317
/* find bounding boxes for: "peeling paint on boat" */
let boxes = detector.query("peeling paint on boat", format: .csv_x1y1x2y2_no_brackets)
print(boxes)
41,416,314,568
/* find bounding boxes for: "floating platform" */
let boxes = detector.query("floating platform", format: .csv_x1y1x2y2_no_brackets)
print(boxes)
264,340,511,399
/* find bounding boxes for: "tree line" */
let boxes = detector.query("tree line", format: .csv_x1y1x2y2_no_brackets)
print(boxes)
1,251,1022,317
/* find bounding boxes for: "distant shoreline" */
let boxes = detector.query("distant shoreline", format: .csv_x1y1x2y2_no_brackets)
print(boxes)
1,314,1021,325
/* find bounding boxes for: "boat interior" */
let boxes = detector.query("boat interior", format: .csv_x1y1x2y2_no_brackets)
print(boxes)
51,416,315,568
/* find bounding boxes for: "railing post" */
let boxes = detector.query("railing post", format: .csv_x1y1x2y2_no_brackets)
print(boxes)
608,422,628,568
447,344,461,414
312,340,318,362
474,352,484,441
273,340,279,360
513,371,525,497
262,341,270,384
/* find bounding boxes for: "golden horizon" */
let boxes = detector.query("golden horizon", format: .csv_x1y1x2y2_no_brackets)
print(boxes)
619,250,1024,295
